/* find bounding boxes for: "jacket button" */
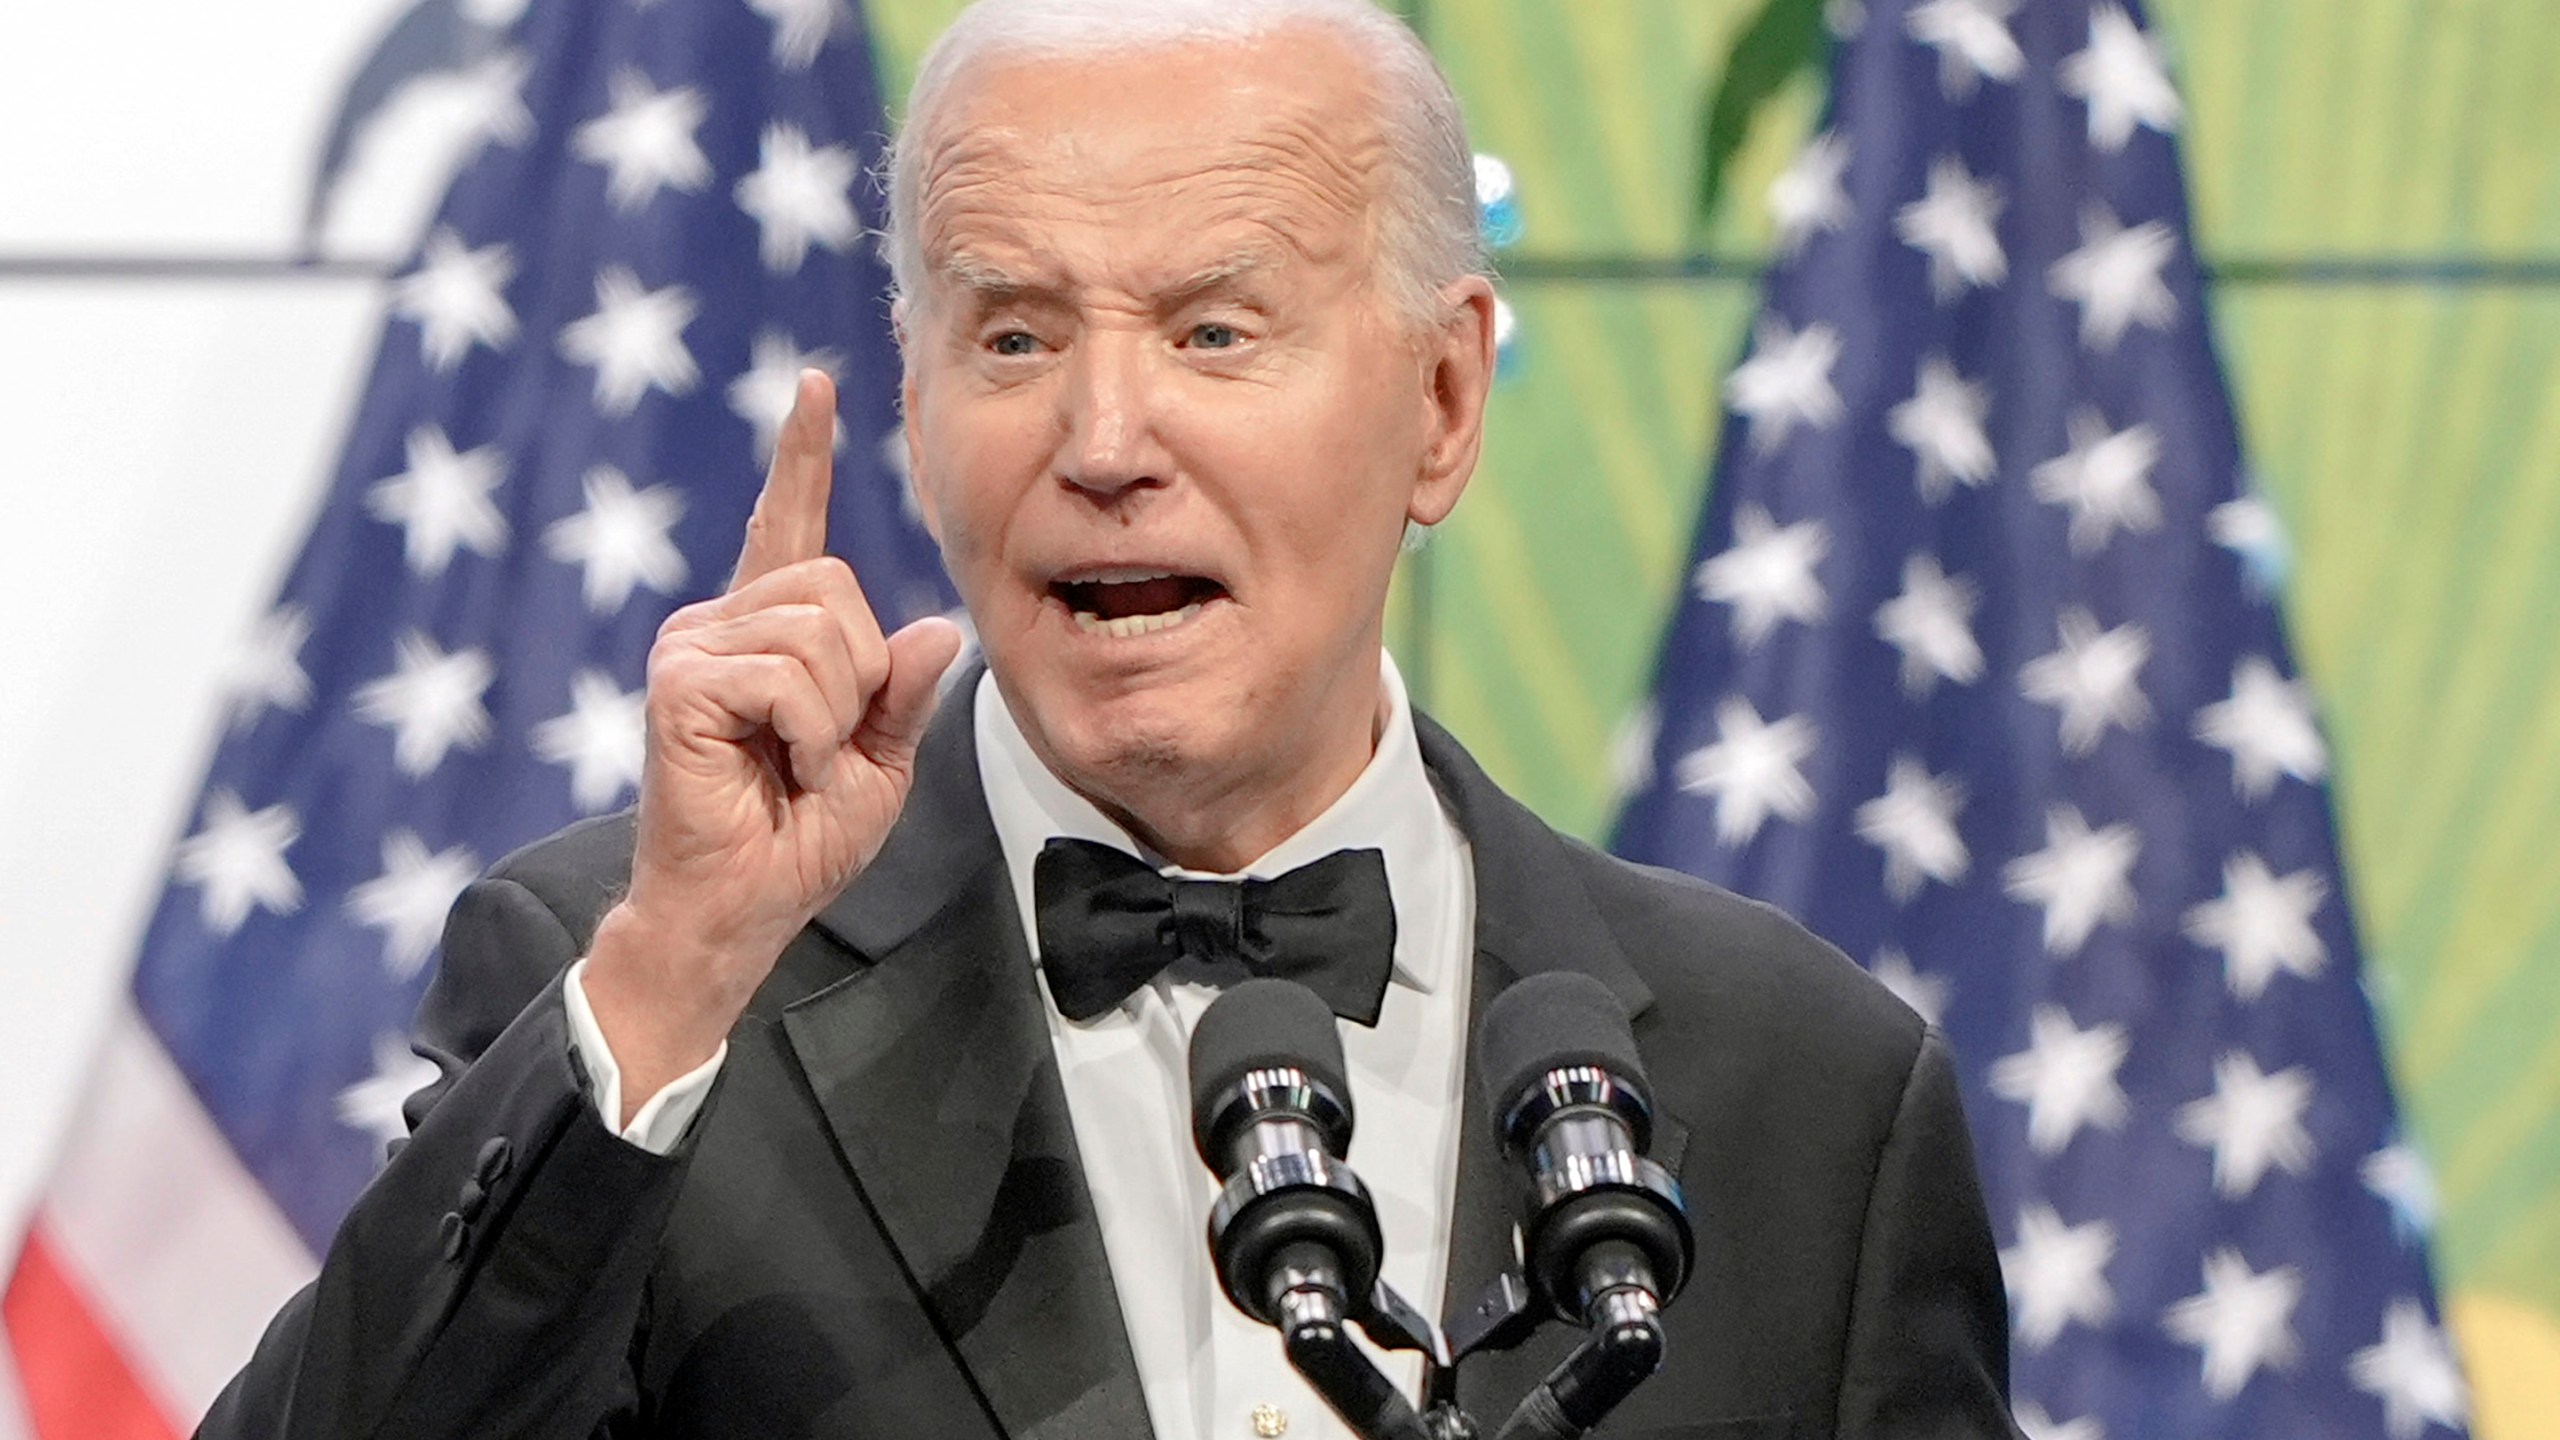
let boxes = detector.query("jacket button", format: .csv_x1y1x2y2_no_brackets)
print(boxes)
474,1137,513,1184
439,1211,468,1261
456,1179,488,1222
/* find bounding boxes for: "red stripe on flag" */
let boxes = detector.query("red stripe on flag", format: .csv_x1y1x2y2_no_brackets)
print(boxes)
3,1227,181,1440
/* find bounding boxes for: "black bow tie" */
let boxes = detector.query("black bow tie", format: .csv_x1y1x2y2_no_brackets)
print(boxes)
1032,838,1398,1025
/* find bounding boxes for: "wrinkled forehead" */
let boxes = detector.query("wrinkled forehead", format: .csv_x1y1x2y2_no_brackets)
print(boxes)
910,28,1394,293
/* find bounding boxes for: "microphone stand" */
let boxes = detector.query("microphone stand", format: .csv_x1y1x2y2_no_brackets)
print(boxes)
1480,1275,1668,1440
1442,1262,1671,1440
1256,1258,1471,1440
1269,1244,1675,1440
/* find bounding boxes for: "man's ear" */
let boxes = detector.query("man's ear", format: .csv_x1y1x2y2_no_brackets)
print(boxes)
1408,275,1498,528
893,300,943,542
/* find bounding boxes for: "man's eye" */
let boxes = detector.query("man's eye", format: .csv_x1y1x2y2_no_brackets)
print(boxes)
989,331,1040,357
1189,322,1240,350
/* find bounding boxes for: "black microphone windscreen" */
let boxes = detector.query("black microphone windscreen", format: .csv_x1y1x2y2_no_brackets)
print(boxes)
1478,971,1648,1121
1188,978,1352,1154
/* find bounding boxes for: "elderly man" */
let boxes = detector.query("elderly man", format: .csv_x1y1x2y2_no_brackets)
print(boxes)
205,1,2016,1436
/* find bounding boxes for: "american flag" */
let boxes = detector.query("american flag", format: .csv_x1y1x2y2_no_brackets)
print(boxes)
1612,1,2469,1436
0,2,946,1434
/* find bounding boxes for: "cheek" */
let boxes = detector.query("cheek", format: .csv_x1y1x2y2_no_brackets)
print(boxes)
917,411,1052,572
1284,381,1428,529
1251,456,1410,614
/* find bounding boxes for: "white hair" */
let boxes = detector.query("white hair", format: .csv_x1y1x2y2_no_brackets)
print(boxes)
883,0,1487,327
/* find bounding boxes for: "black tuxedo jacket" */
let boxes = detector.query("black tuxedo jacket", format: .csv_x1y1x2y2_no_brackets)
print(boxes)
202,682,2018,1439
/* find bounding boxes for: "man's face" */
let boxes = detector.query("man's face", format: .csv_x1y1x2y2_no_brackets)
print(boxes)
901,28,1492,853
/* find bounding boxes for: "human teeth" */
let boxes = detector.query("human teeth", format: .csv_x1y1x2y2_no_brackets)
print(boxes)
1071,602,1203,638
1074,568,1176,584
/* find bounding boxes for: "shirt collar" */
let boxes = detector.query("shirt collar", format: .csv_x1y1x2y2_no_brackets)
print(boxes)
974,651,1456,996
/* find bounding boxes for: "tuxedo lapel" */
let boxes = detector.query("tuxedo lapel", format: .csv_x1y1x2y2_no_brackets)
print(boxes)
1415,714,1690,1335
779,673,1152,1440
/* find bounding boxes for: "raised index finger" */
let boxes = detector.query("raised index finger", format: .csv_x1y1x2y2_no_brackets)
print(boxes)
731,368,838,593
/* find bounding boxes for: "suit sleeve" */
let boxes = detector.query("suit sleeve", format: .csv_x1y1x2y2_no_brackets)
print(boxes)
1831,1026,2024,1440
196,875,699,1440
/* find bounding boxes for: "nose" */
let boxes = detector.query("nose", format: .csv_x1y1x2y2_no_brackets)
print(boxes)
1057,328,1168,501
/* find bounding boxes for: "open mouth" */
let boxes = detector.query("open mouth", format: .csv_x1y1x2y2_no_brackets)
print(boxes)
1050,570,1230,638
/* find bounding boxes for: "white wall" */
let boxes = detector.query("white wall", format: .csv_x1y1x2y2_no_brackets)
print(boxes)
0,0,450,1236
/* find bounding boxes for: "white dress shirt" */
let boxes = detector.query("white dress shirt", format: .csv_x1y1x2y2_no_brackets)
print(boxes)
567,652,1475,1440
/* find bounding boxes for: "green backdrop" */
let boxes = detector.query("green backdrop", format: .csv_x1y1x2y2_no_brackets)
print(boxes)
864,3,2560,1430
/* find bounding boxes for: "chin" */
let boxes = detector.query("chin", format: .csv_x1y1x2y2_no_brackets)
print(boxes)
1033,679,1233,793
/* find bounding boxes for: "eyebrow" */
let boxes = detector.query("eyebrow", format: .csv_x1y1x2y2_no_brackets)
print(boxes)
933,247,1280,312
940,252,1047,304
1163,251,1274,305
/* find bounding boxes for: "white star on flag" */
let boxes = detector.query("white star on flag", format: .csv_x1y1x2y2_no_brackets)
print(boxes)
365,425,510,578
2031,409,2162,555
1611,700,1661,798
1855,755,1970,900
2176,1051,2318,1198
727,331,847,459
735,123,862,273
1869,948,1948,1026
2049,203,2178,351
1691,504,1830,648
1904,0,2023,98
2195,656,2327,800
1769,130,1853,254
1989,1003,2131,1155
2363,1142,2441,1240
452,49,535,157
221,604,314,732
748,0,849,69
173,790,303,935
392,229,519,372
2163,1248,2303,1400
880,424,929,525
2020,608,2153,755
2003,804,2142,956
347,830,483,980
353,631,496,778
1896,155,2007,300
2348,1298,2471,1439
2209,492,2291,594
2060,5,2182,153
572,69,712,212
532,669,648,812
2013,1402,2106,1440
1723,316,1844,454
1873,553,1984,695
2001,1203,2117,1350
545,465,691,613
559,266,701,416
459,0,530,26
1889,355,1997,501
334,1032,438,1151
2184,851,2329,1000
1674,698,1820,847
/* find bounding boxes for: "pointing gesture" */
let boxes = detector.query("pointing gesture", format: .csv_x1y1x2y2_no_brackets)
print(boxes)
582,371,962,1116
731,368,845,589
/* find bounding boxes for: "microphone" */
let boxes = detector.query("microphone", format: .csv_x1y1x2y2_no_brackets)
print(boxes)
1478,972,1693,1440
1191,979,1432,1440
1190,977,1379,1326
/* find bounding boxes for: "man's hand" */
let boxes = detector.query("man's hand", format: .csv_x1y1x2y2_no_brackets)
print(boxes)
582,371,962,1119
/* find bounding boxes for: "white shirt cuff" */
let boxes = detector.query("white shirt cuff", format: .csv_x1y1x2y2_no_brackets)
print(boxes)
562,957,726,1154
